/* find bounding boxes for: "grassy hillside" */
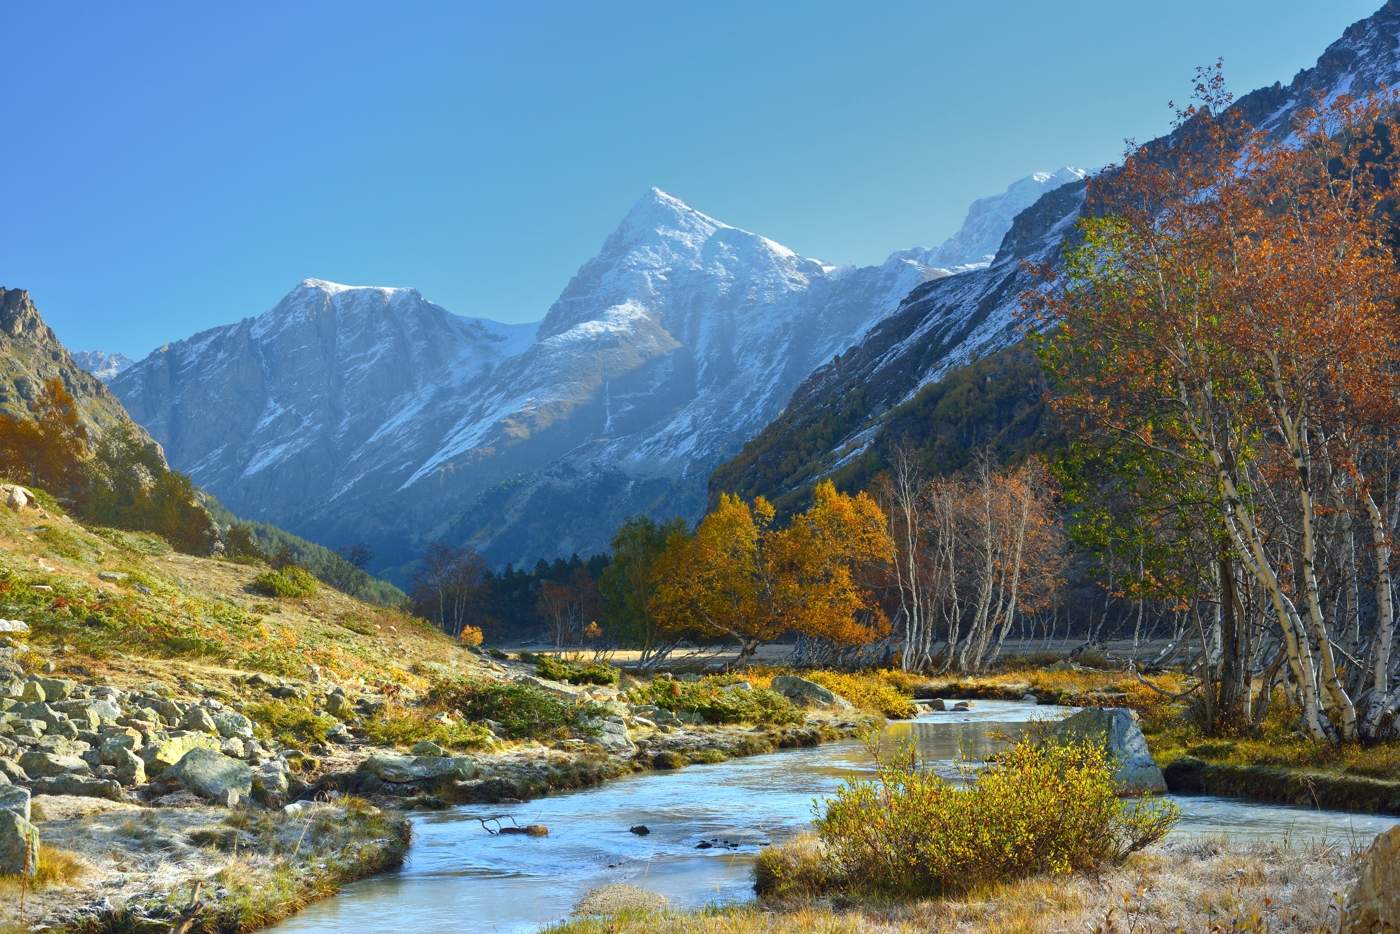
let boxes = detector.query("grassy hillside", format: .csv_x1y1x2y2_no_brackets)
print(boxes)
0,492,471,695
203,499,408,609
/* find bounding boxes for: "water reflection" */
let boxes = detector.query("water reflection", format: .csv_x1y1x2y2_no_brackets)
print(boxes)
272,701,1398,934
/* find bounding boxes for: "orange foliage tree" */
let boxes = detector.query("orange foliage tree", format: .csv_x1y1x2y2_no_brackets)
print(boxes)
0,377,89,498
649,483,895,662
1031,71,1400,741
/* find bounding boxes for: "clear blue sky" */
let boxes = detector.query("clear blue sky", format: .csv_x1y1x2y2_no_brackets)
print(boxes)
1,1,1380,358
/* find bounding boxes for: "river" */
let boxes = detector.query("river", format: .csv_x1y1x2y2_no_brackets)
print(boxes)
273,700,1399,933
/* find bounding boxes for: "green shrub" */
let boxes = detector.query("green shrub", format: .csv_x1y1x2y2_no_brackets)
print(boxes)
426,678,605,740
360,708,493,751
813,736,1178,898
627,677,801,726
245,698,337,749
536,654,620,686
250,566,319,599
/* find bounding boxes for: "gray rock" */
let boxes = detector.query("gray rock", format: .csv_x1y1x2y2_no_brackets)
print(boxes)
252,761,290,808
180,706,219,734
360,754,478,784
140,732,222,775
167,748,253,806
0,784,29,821
770,675,852,709
113,749,146,786
97,571,129,583
581,716,635,756
19,680,45,704
220,737,248,760
17,750,90,778
628,704,681,726
1049,707,1167,795
211,710,254,740
0,810,39,876
0,620,29,636
34,677,76,701
410,741,446,757
30,774,124,800
0,758,27,783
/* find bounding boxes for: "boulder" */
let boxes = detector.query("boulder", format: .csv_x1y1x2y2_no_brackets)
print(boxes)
581,716,636,756
0,810,39,876
359,754,478,784
252,761,290,808
0,784,30,821
18,750,90,779
34,677,76,702
0,620,29,636
1,484,33,512
410,741,447,757
140,732,222,775
1344,825,1400,932
29,774,124,801
628,704,681,727
19,680,45,704
112,749,146,786
770,675,852,710
167,748,253,806
1049,707,1166,795
211,710,254,740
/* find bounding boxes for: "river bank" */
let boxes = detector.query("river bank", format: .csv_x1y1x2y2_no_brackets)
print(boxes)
0,649,872,933
268,699,1400,934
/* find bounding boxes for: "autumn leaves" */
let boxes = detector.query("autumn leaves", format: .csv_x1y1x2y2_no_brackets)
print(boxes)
649,482,893,663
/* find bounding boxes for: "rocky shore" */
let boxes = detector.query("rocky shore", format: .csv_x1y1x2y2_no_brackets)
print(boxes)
0,639,868,932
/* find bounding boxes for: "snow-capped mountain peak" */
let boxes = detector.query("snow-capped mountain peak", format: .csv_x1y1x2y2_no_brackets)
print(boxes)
72,349,135,382
111,171,1073,573
923,167,1088,268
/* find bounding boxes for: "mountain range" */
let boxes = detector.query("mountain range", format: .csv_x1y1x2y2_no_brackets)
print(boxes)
105,172,1081,577
712,0,1400,507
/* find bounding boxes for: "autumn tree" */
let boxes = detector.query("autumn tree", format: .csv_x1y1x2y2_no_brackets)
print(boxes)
767,480,894,655
649,485,895,663
0,377,89,498
1031,70,1400,741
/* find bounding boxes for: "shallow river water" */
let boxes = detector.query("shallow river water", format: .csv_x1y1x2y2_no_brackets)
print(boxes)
273,701,1399,933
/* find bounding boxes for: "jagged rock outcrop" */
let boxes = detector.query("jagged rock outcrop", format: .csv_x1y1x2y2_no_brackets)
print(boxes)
0,288,152,446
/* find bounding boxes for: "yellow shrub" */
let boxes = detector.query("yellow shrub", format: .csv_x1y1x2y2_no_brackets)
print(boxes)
804,670,917,719
815,736,1178,897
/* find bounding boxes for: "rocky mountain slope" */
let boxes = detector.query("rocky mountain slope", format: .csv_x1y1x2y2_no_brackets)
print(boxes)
712,0,1400,506
110,180,1067,575
0,287,153,446
71,350,134,381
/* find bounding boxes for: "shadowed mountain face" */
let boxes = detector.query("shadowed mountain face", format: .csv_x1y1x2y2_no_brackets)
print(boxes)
711,0,1400,508
118,181,1066,576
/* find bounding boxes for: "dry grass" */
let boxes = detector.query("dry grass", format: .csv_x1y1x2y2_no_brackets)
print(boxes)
0,499,482,698
546,839,1353,933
